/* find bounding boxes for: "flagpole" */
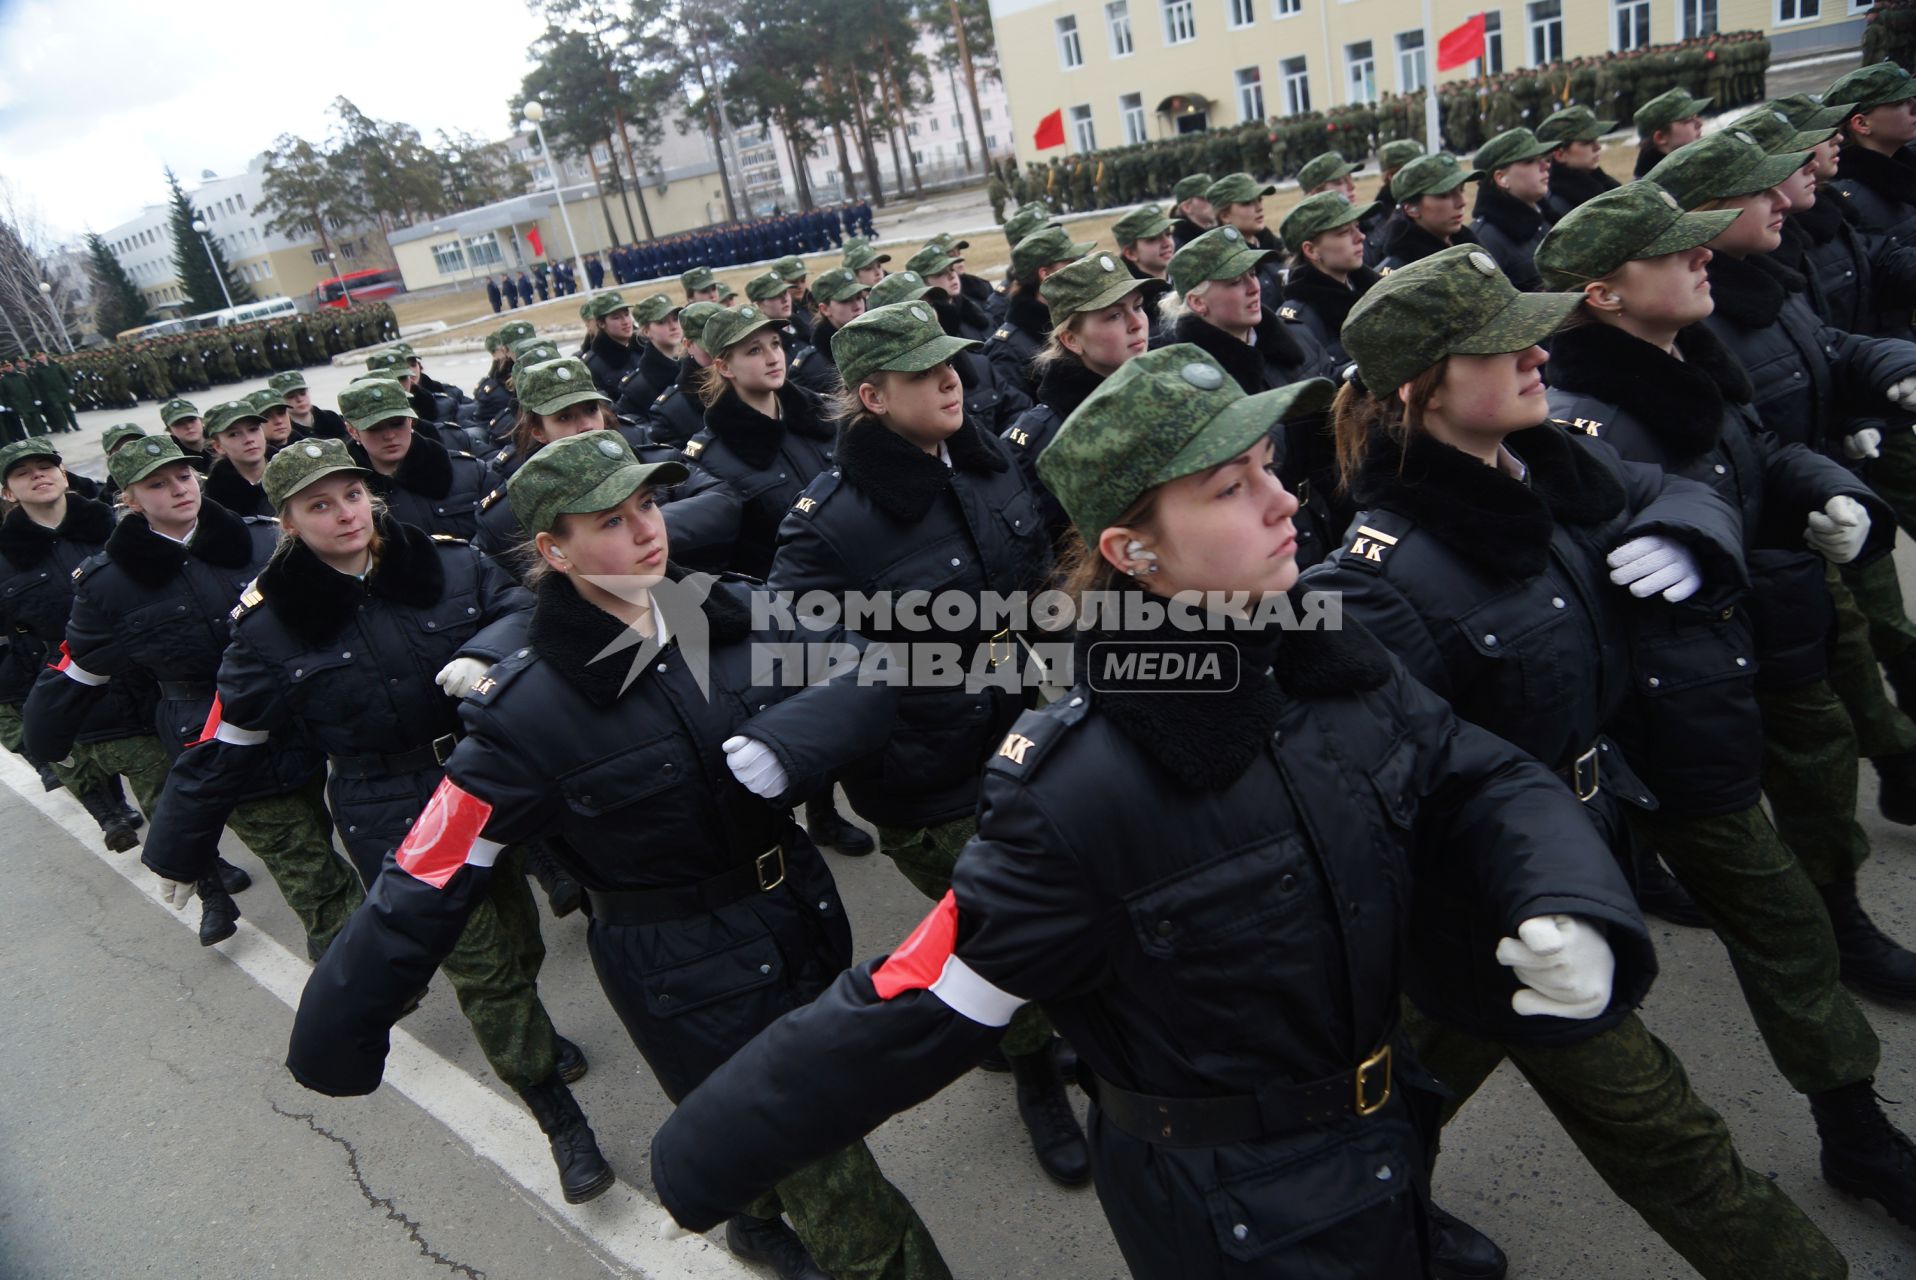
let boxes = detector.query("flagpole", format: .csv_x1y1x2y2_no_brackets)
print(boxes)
1423,0,1443,153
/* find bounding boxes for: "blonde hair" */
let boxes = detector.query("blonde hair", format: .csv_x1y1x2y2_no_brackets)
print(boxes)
1156,278,1209,328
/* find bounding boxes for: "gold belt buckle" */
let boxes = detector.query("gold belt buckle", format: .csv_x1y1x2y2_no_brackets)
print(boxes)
988,627,1014,668
1354,1043,1393,1117
755,844,786,892
1573,745,1600,803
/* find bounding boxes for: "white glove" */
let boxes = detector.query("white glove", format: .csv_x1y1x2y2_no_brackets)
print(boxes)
1497,915,1616,1019
722,735,789,799
1805,495,1870,564
1843,427,1883,461
434,657,490,699
1889,375,1916,410
1606,535,1702,602
160,877,198,910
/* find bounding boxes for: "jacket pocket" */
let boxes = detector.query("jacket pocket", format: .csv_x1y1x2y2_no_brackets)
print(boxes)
1203,1120,1421,1264
1128,834,1313,961
559,740,687,818
640,932,784,1018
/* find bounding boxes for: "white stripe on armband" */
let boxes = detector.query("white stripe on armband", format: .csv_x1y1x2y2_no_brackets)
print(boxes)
61,660,109,686
926,955,1025,1027
467,838,505,868
213,722,270,747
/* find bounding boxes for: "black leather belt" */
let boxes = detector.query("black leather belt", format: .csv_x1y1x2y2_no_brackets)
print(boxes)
329,733,458,779
1557,743,1600,804
1085,1043,1393,1148
158,680,214,701
586,844,787,926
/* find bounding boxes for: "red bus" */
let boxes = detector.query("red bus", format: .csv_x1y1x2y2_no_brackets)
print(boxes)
314,267,405,308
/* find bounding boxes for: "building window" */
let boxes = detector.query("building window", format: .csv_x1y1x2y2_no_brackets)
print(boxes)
1106,0,1135,55
984,106,994,120
1614,0,1651,48
1121,92,1149,143
310,248,328,265
1776,0,1819,17
1527,0,1563,64
1275,0,1301,14
1070,103,1097,153
431,242,468,275
1281,55,1311,113
1479,10,1506,73
1395,29,1427,91
1057,14,1084,68
1162,0,1197,44
466,235,504,268
1346,40,1377,104
1228,0,1254,27
952,113,964,127
1681,0,1719,35
1235,66,1265,121
908,122,920,136
340,243,356,260
261,259,272,277
930,118,941,132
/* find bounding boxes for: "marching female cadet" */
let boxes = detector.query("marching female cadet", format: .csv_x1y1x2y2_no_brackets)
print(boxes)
643,302,729,449
1277,193,1383,363
139,437,611,1207
287,431,951,1280
644,345,1654,1280
1306,245,1847,1280
252,389,298,448
200,398,274,517
983,225,1093,401
339,379,495,540
772,300,1082,1179
870,270,1026,437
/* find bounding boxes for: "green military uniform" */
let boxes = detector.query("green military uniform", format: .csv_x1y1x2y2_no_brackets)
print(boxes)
0,364,46,438
29,357,76,432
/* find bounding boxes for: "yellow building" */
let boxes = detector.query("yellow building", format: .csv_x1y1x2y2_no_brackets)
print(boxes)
988,0,1867,152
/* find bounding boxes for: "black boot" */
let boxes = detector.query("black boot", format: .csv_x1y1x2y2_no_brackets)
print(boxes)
1820,877,1916,1001
805,795,874,857
527,844,583,918
197,877,239,946
555,1034,588,1084
1008,1041,1091,1187
77,784,139,852
725,1214,830,1280
1428,1201,1509,1280
1872,753,1916,826
35,761,61,792
516,1076,614,1204
1633,846,1709,928
103,775,143,830
1809,1079,1916,1231
214,857,252,895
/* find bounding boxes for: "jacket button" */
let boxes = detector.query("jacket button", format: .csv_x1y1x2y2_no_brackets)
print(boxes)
1648,676,1661,688
1232,1224,1249,1242
1279,874,1297,892
1793,371,1803,379
1713,464,1727,475
1720,607,1733,620
341,651,352,659
1551,597,1565,609
426,621,437,629
1483,633,1497,646
1736,657,1748,668
950,557,961,567
662,762,675,774
656,662,668,672
1155,919,1174,938
581,794,595,805
818,900,830,911
759,963,772,975
466,607,476,615
1375,1164,1394,1181
293,668,304,677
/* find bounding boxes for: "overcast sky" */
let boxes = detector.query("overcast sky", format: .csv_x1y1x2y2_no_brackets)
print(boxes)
0,0,551,242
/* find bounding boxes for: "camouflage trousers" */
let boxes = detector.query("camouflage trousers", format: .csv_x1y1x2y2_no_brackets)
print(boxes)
68,733,170,815
428,843,559,1091
746,1142,953,1280
876,816,1052,1058
1404,1004,1847,1280
1626,803,1879,1095
1758,675,1873,885
1829,562,1916,753
225,768,362,960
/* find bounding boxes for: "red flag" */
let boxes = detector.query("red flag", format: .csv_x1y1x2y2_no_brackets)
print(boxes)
526,224,546,257
1437,13,1487,71
1033,109,1066,151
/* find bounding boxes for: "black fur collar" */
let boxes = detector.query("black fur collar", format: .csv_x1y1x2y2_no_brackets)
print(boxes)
0,495,114,571
1354,424,1626,577
1838,143,1916,208
590,329,639,368
256,514,445,648
1282,263,1379,335
203,457,271,518
527,568,752,703
1705,252,1804,329
1789,193,1846,245
1473,183,1545,241
675,356,703,392
1122,256,1164,285
1546,162,1619,212
1034,357,1105,420
810,318,840,364
1384,220,1477,267
702,384,833,470
834,417,1008,521
106,498,255,588
933,292,991,340
637,340,678,387
959,274,998,308
1005,290,1051,337
351,430,456,500
1546,322,1752,458
1173,308,1308,393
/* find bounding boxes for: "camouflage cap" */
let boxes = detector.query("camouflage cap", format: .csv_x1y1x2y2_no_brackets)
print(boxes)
1167,225,1283,296
263,437,373,509
1536,106,1615,145
583,291,631,320
267,370,308,396
1280,193,1380,254
868,270,939,308
392,341,417,359
1011,225,1096,279
1773,93,1854,132
1004,203,1061,245
1825,60,1916,115
1204,172,1277,207
159,397,201,427
1040,252,1171,318
811,267,873,304
634,293,683,325
841,241,891,271
1535,180,1740,289
680,266,719,293
101,423,147,455
905,243,959,277
1342,245,1581,395
1111,204,1174,245
365,349,410,376
1647,127,1809,209
497,319,537,347
701,302,783,356
510,338,562,367
1298,152,1362,190
205,398,264,436
927,232,971,254
1170,174,1215,204
715,280,738,303
1732,104,1839,155
247,389,289,417
517,357,609,416
1377,138,1428,170
506,429,688,537
832,300,980,388
337,378,419,432
1393,151,1481,201
1035,345,1333,537
1474,128,1555,174
484,329,506,352
108,433,188,490
773,255,809,283
745,272,791,303
0,437,62,481
681,301,729,351
1634,87,1713,136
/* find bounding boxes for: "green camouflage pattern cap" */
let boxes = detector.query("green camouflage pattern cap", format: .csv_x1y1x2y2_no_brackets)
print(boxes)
484,329,506,352
715,280,738,303
510,339,562,367
337,378,419,431
583,291,631,320
773,255,808,283
681,301,729,351
1773,93,1854,132
1535,180,1741,289
701,303,782,356
1280,193,1380,254
868,271,938,308
1377,138,1428,170
1393,151,1481,201
1040,252,1171,318
841,240,891,271
247,389,289,417
927,233,970,254
516,357,609,416
108,433,188,490
101,423,146,455
1343,245,1581,395
498,319,537,347
1634,87,1713,136
205,397,264,436
267,370,308,396
1536,106,1615,145
263,436,373,509
159,397,201,427
506,429,688,537
1474,128,1556,174
365,349,410,376
905,244,959,277
1111,204,1174,245
679,266,718,294
392,342,417,359
1825,60,1916,115
1205,172,1277,207
0,437,62,481
1732,104,1838,155
745,272,790,303
634,293,683,325
832,300,980,388
1035,344,1333,537
1011,225,1096,279
1167,225,1283,296
1170,174,1215,204
1004,203,1061,245
1298,152,1362,190
811,267,873,304
1647,127,1809,209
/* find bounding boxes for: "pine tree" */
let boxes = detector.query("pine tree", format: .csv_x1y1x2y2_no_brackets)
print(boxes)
83,231,152,337
164,166,253,314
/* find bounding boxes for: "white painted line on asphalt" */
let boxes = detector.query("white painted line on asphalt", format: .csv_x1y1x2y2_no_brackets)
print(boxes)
0,749,755,1280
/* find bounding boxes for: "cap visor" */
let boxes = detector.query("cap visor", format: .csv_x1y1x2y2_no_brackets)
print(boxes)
1155,378,1338,487
1449,290,1582,358
713,315,784,353
1426,170,1482,196
1484,140,1557,171
209,414,264,436
347,405,420,432
525,386,610,416
1738,148,1813,196
278,462,373,504
4,447,62,476
120,455,194,488
882,333,982,375
1074,275,1173,315
1637,207,1743,259
1130,218,1175,239
556,460,691,525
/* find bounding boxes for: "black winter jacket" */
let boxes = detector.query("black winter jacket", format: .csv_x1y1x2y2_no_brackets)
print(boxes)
1278,262,1380,361
348,431,496,541
681,384,838,580
1470,185,1547,292
645,357,709,449
935,294,1032,431
1780,194,1916,340
1541,161,1619,225
614,341,683,419
583,330,645,398
983,290,1049,401
1002,357,1105,549
1378,222,1479,272
1831,143,1916,250
203,457,272,518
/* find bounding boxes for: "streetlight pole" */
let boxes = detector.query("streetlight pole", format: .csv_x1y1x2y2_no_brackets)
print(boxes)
522,102,591,300
328,251,355,306
36,283,73,353
189,218,235,311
